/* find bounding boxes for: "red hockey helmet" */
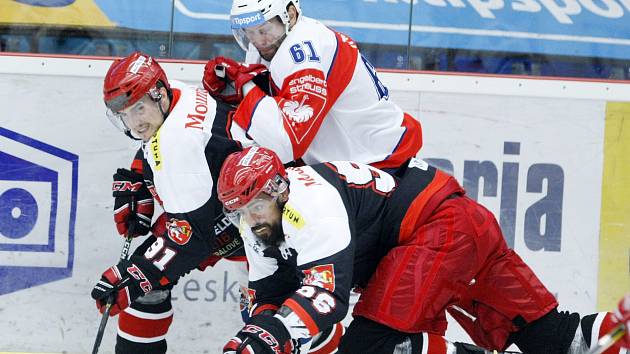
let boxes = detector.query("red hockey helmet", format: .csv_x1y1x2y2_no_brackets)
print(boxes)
103,51,169,113
218,146,288,212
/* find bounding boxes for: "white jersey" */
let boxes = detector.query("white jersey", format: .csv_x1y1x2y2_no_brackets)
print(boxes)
240,165,354,341
143,81,216,213
235,16,422,170
140,80,247,281
239,162,399,341
243,167,353,284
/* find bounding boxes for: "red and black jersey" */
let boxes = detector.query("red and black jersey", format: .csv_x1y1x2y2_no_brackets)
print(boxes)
240,159,463,341
130,81,246,285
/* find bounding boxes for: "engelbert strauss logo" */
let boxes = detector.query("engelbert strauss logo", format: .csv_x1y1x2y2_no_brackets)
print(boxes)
0,127,78,295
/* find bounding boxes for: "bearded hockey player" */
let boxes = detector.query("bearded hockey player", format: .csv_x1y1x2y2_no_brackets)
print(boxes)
217,146,630,354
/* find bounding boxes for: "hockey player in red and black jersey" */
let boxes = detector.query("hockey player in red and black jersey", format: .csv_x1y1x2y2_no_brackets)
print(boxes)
91,51,256,353
217,146,630,354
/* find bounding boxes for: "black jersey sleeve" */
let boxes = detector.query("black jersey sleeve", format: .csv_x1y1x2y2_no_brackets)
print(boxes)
246,239,355,339
281,244,354,337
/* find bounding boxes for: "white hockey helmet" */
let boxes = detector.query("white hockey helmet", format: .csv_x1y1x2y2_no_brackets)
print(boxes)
230,0,301,54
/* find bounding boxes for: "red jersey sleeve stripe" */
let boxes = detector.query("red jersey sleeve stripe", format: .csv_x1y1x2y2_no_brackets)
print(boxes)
284,298,320,335
371,113,423,170
130,148,145,173
309,322,345,354
130,159,143,173
252,303,279,316
224,255,248,263
325,34,340,79
233,86,267,132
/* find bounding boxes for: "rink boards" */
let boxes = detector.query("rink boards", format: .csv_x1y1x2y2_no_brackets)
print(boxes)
0,54,629,353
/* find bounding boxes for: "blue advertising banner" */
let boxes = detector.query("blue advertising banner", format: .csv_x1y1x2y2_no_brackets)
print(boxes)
91,0,630,59
0,127,78,296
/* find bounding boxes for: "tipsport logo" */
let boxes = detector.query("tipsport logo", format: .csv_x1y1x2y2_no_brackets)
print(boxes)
230,11,265,29
0,127,78,296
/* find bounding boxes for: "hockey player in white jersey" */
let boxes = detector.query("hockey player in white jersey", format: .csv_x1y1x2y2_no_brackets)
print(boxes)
202,0,422,171
217,146,630,354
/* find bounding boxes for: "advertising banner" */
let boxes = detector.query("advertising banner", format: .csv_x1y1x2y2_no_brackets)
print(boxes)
99,0,630,59
1,0,114,27
413,92,605,315
4,0,629,59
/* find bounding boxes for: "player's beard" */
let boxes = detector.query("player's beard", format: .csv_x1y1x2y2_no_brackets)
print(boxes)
251,221,285,247
257,33,287,61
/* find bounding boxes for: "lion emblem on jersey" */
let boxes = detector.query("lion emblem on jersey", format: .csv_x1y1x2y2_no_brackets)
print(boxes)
282,96,314,123
302,264,336,292
167,218,192,245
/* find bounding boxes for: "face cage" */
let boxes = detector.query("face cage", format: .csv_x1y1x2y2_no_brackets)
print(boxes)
223,174,288,227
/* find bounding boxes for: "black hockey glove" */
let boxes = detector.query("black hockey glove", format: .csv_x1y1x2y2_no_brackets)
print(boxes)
223,314,294,354
91,257,159,316
112,168,154,237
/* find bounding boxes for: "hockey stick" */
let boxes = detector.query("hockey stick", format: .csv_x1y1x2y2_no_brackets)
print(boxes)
91,200,136,354
91,235,133,354
586,318,628,354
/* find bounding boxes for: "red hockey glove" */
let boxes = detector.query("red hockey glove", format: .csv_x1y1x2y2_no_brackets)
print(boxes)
223,315,294,354
612,293,630,348
203,56,268,105
90,259,156,316
113,168,154,238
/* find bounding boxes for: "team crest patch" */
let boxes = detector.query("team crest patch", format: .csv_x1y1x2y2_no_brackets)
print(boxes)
302,264,335,292
280,93,326,144
282,99,314,123
167,218,192,245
